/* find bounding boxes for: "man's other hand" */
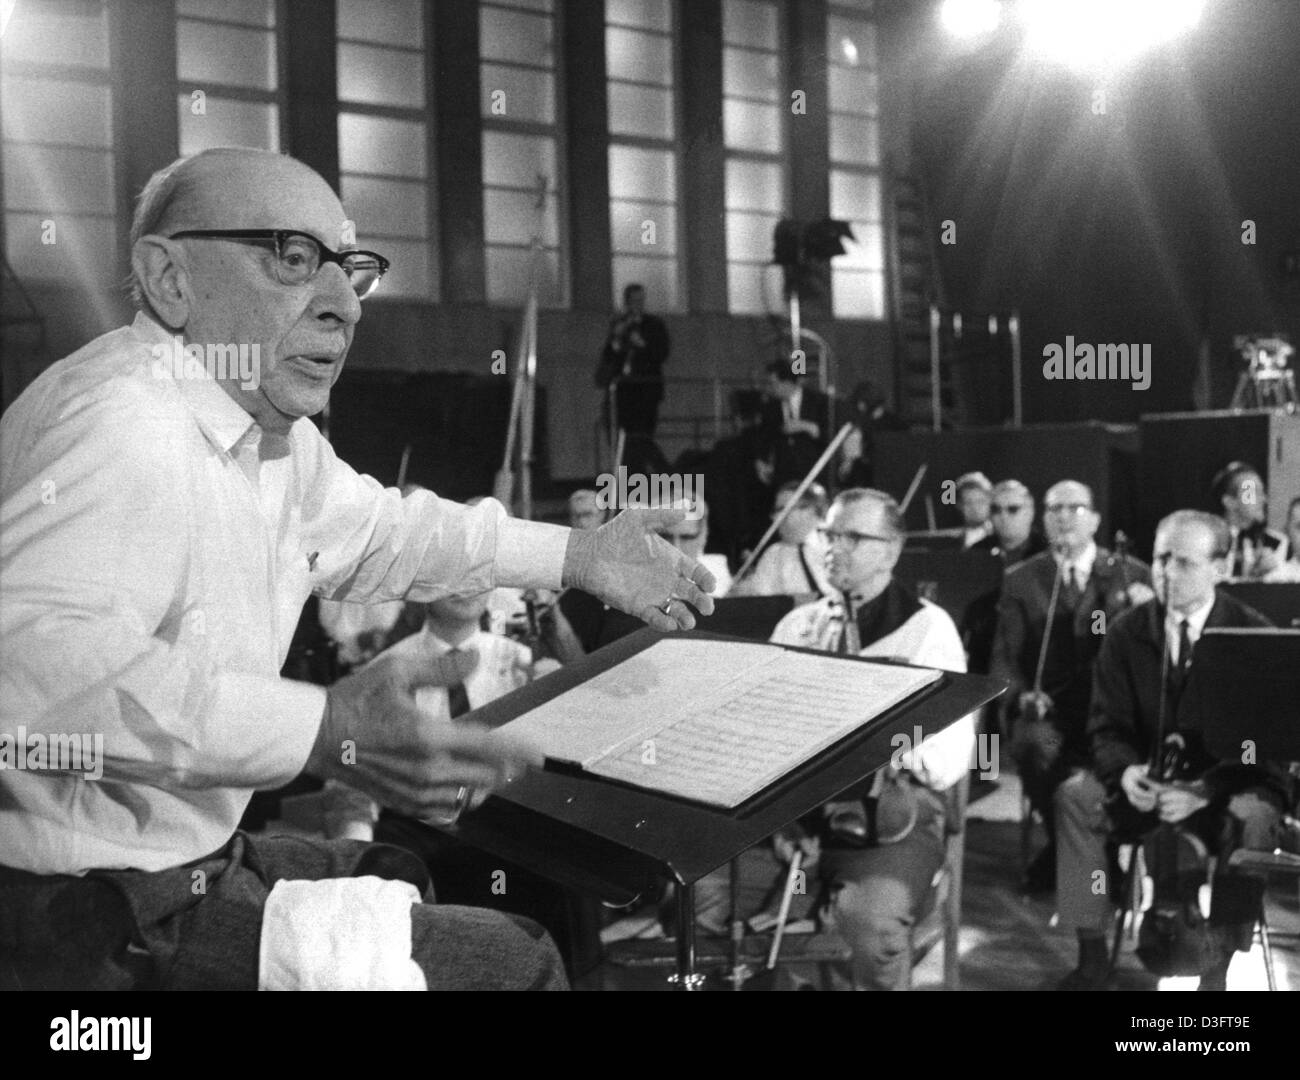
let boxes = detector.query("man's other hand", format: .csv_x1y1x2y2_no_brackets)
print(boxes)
308,640,543,818
1155,780,1209,824
562,508,717,631
1121,763,1158,813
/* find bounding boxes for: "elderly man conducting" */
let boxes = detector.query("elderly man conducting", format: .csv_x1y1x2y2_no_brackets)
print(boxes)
0,148,714,991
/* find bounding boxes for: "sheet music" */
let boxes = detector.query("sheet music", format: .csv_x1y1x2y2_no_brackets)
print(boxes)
504,638,942,807
502,639,778,767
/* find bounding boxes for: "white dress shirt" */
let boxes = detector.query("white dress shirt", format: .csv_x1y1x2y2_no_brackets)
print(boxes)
0,312,570,874
770,592,976,791
1165,594,1215,666
1054,540,1097,590
697,553,733,598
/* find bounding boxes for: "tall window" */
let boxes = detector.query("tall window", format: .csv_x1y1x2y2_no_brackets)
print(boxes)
480,0,564,307
605,0,681,313
336,0,434,300
722,0,786,316
176,0,281,155
827,1,884,319
1,0,117,295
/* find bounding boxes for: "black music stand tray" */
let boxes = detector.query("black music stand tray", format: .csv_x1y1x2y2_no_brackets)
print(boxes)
443,628,1006,989
1199,628,1300,761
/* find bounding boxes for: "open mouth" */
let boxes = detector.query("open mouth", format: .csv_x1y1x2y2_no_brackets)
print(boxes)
285,355,338,379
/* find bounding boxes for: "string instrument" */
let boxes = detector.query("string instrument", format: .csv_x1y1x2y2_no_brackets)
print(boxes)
1129,573,1216,978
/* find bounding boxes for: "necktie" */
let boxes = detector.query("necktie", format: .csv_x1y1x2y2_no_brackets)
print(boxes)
1176,618,1192,678
1059,563,1081,610
445,647,471,718
839,595,861,654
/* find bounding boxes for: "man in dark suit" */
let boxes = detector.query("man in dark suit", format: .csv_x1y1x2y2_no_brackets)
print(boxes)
759,359,833,487
595,283,671,442
963,479,1048,675
1054,510,1284,989
991,480,1153,891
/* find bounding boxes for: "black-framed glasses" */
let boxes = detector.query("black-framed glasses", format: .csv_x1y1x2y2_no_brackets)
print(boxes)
1045,502,1092,516
991,504,1028,515
817,527,893,550
168,229,390,299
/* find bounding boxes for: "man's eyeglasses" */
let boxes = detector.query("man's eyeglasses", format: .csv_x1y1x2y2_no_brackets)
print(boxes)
168,229,390,299
657,530,702,544
991,504,1028,515
817,527,893,550
1045,503,1092,516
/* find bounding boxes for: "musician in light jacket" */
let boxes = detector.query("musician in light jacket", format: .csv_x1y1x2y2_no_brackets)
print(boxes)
697,489,975,990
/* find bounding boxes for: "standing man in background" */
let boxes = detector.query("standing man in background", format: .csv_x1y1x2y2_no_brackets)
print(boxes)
596,283,671,444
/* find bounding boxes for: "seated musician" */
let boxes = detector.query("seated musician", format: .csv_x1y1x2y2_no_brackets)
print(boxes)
1263,495,1300,582
962,478,1048,675
1054,510,1285,990
956,472,994,550
970,479,1047,567
991,479,1152,892
654,496,733,597
696,488,975,990
1212,461,1289,580
731,480,831,598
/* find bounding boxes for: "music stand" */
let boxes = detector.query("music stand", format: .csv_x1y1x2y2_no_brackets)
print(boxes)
439,628,1006,989
1197,628,1300,990
1199,629,1300,761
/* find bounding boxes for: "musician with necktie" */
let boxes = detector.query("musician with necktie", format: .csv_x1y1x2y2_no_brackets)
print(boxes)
1211,461,1289,580
1054,510,1282,989
694,489,975,990
990,480,1153,893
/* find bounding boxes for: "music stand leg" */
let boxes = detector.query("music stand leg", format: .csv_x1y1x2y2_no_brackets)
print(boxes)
668,881,705,990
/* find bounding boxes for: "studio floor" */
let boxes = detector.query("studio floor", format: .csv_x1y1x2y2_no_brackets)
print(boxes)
579,774,1300,992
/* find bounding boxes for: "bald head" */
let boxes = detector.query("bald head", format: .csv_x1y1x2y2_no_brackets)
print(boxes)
129,147,365,435
130,148,351,306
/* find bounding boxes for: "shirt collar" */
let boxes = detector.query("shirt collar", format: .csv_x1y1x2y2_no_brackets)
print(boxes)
132,311,257,456
1054,541,1097,579
422,625,484,655
1165,594,1216,640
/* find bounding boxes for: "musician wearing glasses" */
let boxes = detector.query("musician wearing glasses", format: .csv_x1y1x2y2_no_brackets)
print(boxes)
991,480,1153,893
0,148,715,991
970,479,1047,566
701,489,974,990
1055,511,1281,990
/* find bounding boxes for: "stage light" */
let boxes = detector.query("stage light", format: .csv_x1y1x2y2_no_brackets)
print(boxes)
1021,0,1205,69
940,0,1003,39
0,0,17,39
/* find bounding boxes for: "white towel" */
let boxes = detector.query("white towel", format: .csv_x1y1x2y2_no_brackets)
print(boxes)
259,876,427,990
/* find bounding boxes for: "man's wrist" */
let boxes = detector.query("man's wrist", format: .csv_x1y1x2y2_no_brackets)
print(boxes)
562,526,595,591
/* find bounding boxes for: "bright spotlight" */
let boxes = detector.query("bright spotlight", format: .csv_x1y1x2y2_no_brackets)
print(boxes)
0,0,17,39
1022,0,1206,69
940,0,1003,38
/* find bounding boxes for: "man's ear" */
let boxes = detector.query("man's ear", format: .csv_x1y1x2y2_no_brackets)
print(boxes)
132,236,191,329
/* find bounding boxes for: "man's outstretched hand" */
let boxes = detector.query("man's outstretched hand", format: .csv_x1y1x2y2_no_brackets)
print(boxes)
562,507,717,630
307,639,543,819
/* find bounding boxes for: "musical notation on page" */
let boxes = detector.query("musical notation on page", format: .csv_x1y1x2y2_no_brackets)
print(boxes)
504,639,942,808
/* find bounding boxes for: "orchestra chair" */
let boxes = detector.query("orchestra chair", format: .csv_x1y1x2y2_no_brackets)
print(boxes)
600,772,970,989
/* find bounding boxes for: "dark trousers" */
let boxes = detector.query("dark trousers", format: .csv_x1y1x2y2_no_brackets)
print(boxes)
1055,768,1282,954
376,812,604,981
0,832,567,990
694,791,946,990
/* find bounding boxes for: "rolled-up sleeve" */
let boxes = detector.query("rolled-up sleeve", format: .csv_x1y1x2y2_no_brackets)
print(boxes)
303,436,569,604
